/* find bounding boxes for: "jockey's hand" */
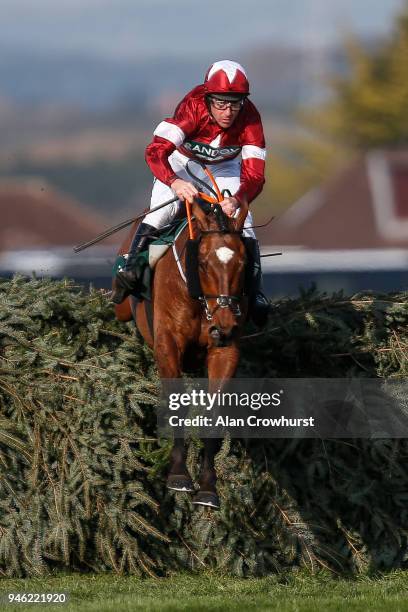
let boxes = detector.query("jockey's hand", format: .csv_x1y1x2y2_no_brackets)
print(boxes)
220,196,239,218
170,179,198,204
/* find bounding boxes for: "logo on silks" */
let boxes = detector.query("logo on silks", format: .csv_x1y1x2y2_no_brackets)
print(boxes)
183,140,241,162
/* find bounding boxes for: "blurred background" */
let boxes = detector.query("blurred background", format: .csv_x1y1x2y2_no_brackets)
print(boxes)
1,0,407,297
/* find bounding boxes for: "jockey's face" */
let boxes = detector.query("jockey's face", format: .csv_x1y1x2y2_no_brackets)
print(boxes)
209,99,241,129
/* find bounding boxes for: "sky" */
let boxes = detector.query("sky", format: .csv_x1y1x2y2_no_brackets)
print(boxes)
1,0,406,60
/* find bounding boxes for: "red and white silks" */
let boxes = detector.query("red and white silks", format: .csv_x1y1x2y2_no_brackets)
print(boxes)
144,69,266,239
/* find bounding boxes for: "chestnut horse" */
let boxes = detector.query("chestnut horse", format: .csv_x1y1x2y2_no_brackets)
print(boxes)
114,199,249,508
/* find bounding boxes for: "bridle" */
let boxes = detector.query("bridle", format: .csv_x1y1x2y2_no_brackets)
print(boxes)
179,161,247,324
195,209,245,323
198,294,242,321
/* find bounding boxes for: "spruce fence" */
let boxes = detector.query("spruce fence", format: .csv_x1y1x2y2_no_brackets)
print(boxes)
0,275,407,577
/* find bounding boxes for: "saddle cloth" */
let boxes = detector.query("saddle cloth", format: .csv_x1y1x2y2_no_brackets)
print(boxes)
112,219,188,301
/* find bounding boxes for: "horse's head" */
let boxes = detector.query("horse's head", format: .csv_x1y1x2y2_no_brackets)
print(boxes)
192,199,249,345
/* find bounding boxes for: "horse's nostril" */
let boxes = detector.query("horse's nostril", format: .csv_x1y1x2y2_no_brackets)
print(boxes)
209,326,221,340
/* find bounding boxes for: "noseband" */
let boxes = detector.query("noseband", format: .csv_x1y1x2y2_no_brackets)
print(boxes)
198,294,242,321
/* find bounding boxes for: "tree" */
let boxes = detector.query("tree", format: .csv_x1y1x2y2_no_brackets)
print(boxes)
309,4,408,149
259,2,408,215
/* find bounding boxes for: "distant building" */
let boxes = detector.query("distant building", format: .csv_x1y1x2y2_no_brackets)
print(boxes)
0,177,115,252
258,150,408,250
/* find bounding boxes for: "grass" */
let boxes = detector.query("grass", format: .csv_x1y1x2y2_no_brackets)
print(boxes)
1,571,408,612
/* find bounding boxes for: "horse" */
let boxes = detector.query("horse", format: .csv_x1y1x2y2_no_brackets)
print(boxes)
114,198,249,508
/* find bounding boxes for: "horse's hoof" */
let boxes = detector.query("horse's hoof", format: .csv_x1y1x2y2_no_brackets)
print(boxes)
166,474,195,493
192,491,220,509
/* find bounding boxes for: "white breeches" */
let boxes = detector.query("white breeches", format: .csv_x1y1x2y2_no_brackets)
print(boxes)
145,150,256,239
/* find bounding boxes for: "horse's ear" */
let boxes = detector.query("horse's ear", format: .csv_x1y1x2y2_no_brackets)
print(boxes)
234,198,249,232
192,200,211,230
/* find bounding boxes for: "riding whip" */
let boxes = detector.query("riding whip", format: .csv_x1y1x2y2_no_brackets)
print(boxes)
73,195,178,253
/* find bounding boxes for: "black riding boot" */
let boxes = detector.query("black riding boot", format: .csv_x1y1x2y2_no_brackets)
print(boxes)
245,238,271,328
111,222,157,304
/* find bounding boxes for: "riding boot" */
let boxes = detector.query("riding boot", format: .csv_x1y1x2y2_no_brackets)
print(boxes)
245,238,271,328
111,222,157,304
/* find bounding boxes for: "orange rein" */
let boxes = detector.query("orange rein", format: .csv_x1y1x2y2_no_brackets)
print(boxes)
185,166,222,239
203,166,223,202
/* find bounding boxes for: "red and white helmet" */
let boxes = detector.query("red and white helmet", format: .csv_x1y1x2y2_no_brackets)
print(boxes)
204,60,249,96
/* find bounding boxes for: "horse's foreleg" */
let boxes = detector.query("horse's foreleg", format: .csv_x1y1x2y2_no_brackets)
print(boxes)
194,346,240,508
155,332,195,493
154,328,184,379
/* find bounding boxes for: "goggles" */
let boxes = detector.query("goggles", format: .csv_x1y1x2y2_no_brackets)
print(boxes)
209,96,245,111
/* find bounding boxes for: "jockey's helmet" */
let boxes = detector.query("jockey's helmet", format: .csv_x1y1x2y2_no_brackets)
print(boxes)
204,60,249,98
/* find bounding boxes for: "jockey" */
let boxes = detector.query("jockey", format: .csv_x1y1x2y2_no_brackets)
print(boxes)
112,59,270,326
